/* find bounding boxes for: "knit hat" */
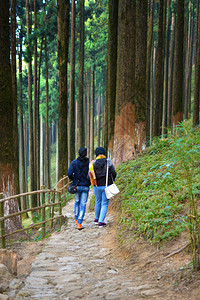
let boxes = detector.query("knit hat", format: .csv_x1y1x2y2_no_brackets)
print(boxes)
95,147,106,157
78,147,87,158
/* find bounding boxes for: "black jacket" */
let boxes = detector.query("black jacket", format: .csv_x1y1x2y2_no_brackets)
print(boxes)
93,158,117,186
67,157,90,187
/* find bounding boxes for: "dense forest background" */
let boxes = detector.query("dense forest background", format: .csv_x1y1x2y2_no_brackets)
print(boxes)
0,0,199,230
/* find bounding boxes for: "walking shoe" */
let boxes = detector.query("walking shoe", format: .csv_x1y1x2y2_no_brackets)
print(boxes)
77,223,84,230
75,220,78,225
98,222,107,228
94,219,99,225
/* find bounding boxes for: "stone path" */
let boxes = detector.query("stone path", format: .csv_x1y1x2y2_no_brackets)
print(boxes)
15,193,170,300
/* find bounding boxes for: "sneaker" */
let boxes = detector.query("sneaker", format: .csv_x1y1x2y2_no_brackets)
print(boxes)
98,222,107,228
75,220,78,225
77,223,84,230
94,219,99,225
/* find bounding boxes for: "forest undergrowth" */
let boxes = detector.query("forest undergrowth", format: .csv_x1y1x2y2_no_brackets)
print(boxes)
112,123,200,266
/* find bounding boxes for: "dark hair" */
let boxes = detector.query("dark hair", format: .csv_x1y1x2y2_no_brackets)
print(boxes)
78,147,87,157
95,147,106,157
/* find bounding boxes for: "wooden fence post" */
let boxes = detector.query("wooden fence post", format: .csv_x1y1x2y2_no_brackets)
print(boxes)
41,186,45,238
51,191,55,228
0,193,5,248
58,192,62,229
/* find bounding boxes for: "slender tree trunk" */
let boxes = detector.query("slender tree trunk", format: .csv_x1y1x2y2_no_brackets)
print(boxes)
86,71,91,152
113,0,136,165
45,37,50,189
56,122,59,183
97,88,101,147
167,8,176,129
57,0,70,178
40,118,44,187
19,19,27,211
135,0,147,150
154,0,165,137
26,0,35,209
78,0,85,148
147,0,155,142
184,0,193,119
106,0,118,155
34,0,39,194
90,68,95,160
193,0,200,127
172,0,184,128
162,0,171,136
69,0,76,163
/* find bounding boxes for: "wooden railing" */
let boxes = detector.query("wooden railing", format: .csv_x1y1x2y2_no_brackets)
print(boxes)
0,175,72,248
0,188,63,249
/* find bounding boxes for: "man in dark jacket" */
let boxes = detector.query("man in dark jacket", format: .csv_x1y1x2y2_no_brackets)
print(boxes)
67,147,90,230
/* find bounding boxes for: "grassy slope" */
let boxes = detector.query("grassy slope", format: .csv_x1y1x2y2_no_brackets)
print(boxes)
114,124,200,246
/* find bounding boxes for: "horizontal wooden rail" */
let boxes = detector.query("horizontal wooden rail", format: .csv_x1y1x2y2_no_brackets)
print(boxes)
0,201,61,222
0,189,61,203
0,188,63,248
2,215,62,238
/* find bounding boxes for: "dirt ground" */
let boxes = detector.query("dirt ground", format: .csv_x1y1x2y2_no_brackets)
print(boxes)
9,210,200,300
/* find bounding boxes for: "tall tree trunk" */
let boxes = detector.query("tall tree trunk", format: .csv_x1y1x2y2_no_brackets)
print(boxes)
34,0,40,194
162,0,171,136
90,68,95,160
113,0,136,165
86,70,91,152
40,118,44,187
0,0,22,234
19,18,27,211
57,0,70,178
172,0,184,128
106,0,118,155
26,0,35,208
45,37,50,189
184,0,193,119
97,89,101,147
135,0,147,150
193,0,200,127
11,0,20,199
167,8,176,129
78,0,85,148
69,0,76,163
147,0,155,142
154,0,165,137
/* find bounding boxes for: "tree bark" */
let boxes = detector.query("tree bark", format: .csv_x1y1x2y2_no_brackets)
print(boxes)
106,0,118,156
90,68,95,160
11,0,20,198
26,0,35,208
57,0,70,178
135,0,147,150
0,0,22,234
45,37,51,189
78,0,85,148
69,0,76,163
167,8,176,129
34,0,39,194
154,0,165,137
193,0,200,127
147,0,155,142
172,0,184,128
113,0,136,165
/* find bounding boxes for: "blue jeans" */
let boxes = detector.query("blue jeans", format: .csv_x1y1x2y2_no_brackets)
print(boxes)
93,186,109,223
74,186,89,224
